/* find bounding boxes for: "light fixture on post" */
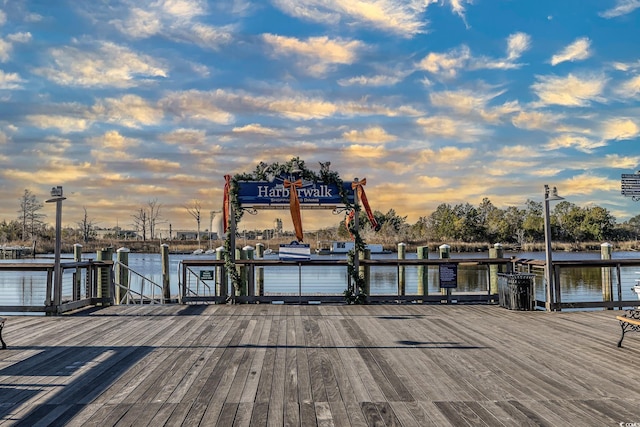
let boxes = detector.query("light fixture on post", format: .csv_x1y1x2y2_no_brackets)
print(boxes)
543,185,564,312
46,186,66,309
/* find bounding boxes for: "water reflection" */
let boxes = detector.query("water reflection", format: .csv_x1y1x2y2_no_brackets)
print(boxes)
2,250,640,307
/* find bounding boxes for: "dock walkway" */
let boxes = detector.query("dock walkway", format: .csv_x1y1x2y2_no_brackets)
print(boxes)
0,304,639,426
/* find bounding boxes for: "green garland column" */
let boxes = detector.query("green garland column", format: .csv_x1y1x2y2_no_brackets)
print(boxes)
360,248,371,298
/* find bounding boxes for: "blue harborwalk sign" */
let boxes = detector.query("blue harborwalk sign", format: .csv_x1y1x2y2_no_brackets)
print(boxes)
237,173,354,208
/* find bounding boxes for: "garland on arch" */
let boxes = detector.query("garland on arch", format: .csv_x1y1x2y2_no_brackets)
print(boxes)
222,157,375,303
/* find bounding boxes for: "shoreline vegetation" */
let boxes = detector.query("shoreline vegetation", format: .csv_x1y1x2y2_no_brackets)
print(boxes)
5,237,639,256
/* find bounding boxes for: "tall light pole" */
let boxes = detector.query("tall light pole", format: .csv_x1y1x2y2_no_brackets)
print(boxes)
543,185,564,312
46,186,66,309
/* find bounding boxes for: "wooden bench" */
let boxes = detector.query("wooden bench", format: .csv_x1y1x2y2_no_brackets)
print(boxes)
617,309,640,347
0,317,6,349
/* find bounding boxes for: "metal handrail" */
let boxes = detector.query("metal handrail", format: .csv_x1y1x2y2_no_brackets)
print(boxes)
113,260,164,304
183,265,213,296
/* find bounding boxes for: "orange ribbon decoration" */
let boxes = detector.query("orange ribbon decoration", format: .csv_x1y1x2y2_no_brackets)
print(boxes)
345,209,356,239
223,174,231,233
284,179,304,241
352,178,380,231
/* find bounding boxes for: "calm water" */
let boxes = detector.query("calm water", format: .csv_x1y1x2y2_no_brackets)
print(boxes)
2,250,640,309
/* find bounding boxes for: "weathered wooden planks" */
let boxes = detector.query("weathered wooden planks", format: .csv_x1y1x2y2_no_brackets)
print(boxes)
0,304,639,426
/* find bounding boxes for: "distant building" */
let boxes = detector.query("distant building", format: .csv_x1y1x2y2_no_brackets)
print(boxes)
94,227,139,240
174,230,215,240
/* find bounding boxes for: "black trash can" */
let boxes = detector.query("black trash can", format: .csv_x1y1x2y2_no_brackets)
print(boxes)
498,273,535,310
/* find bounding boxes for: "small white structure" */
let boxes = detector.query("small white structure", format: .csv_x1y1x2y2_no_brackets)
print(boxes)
324,241,390,254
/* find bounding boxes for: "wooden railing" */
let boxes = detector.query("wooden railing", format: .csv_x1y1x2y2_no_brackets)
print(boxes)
513,258,640,311
179,257,514,304
0,260,113,314
3,255,639,313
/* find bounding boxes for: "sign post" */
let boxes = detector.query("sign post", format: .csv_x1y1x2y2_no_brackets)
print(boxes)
622,172,640,201
439,262,458,304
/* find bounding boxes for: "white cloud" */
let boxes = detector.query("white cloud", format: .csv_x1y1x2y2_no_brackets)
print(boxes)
232,123,279,135
531,73,606,106
0,11,5,26
92,94,164,128
271,0,439,37
34,41,167,88
550,37,591,66
416,115,488,142
0,39,11,62
564,173,620,195
342,143,387,159
473,32,531,70
262,34,363,77
27,114,90,133
417,46,471,78
159,0,206,20
0,69,24,89
338,72,407,87
342,126,396,143
0,32,31,62
430,89,496,114
429,89,519,124
599,0,640,18
112,8,162,39
95,130,135,150
7,32,32,43
506,32,531,61
421,33,531,77
110,1,232,48
544,134,606,153
511,110,562,131
615,75,640,98
88,130,139,161
161,128,207,146
601,118,640,141
160,90,235,124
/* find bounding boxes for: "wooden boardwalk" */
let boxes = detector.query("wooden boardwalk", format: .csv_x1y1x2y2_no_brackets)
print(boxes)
0,304,639,426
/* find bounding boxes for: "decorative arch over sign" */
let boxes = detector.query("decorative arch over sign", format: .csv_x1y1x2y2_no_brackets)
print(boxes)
221,158,378,303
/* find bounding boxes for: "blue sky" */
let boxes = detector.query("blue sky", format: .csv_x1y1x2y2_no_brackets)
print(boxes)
1,0,639,234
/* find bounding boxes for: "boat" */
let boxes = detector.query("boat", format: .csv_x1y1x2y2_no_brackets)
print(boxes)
317,241,391,254
192,249,204,255
633,272,640,301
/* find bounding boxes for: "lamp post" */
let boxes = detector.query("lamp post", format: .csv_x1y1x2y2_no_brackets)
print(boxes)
543,185,564,312
46,186,66,308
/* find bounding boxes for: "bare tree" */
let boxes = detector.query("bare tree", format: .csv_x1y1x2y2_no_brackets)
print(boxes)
18,189,45,241
147,198,163,239
77,206,97,243
132,208,148,241
186,201,202,249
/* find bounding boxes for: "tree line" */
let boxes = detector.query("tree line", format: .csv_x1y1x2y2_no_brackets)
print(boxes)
339,197,640,246
1,189,639,247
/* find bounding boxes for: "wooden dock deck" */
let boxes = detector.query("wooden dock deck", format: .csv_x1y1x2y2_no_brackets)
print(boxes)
0,304,639,426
